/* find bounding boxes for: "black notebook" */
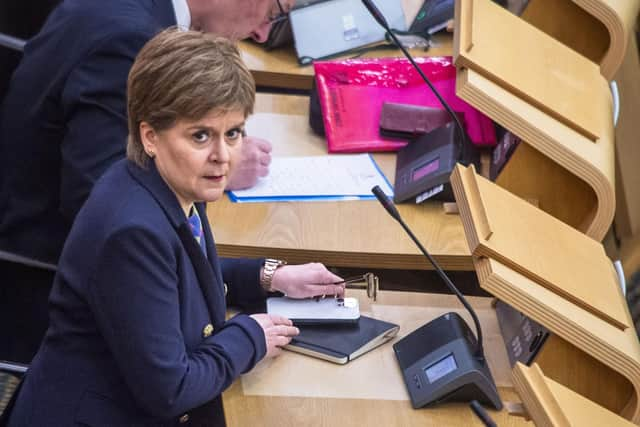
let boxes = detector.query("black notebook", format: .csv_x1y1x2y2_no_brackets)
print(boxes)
285,316,400,364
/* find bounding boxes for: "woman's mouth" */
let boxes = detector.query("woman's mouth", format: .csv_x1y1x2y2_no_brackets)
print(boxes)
203,175,225,182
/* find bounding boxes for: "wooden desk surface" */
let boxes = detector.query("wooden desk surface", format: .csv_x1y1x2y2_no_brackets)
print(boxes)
240,0,453,91
223,290,532,426
207,94,472,271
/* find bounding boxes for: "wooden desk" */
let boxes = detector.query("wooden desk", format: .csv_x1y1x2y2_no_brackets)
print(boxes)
207,93,473,271
222,290,531,426
240,0,453,91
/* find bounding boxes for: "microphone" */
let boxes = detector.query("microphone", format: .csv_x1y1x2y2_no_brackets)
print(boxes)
372,185,485,361
361,0,389,28
361,0,471,157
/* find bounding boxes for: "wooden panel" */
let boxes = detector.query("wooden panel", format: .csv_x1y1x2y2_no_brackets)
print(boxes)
209,94,472,271
513,363,637,427
470,257,640,422
522,0,640,79
496,142,597,234
536,334,634,415
456,0,605,141
452,164,629,330
454,67,615,241
512,363,570,427
521,0,609,63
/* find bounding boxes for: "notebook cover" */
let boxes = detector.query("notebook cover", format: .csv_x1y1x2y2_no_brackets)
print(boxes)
314,57,496,153
286,316,399,364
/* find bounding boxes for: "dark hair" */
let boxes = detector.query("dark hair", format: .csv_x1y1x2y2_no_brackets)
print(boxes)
126,28,255,167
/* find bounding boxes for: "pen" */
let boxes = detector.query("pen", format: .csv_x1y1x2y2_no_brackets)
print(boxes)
470,400,497,427
312,277,360,301
329,275,367,285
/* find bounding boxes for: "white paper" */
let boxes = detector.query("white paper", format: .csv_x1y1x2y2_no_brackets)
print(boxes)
229,154,393,201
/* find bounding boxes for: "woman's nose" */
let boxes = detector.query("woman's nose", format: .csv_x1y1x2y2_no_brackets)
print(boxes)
209,139,230,163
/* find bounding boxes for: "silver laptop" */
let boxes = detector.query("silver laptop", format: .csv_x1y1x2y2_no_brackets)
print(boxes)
290,0,406,63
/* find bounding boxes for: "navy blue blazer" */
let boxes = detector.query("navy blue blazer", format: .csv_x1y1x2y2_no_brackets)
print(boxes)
7,159,267,426
0,0,177,263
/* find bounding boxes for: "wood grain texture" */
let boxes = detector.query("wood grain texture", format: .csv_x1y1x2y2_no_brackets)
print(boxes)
522,0,640,80
454,67,615,241
513,363,637,427
209,94,473,271
457,0,606,141
495,142,597,235
474,257,640,422
224,384,530,427
512,363,570,427
521,0,610,63
452,164,629,330
536,334,634,416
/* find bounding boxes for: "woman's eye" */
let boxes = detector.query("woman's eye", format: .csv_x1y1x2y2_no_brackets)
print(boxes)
226,128,244,142
192,130,209,143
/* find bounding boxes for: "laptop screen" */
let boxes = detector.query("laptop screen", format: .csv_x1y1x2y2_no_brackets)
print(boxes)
290,0,407,63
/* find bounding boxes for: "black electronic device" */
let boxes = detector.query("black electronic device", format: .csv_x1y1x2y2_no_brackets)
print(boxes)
361,0,478,204
394,312,502,409
393,122,480,203
409,0,455,36
494,300,549,366
371,185,502,410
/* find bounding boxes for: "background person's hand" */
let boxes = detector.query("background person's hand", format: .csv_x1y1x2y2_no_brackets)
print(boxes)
226,135,272,190
250,313,299,359
270,263,345,299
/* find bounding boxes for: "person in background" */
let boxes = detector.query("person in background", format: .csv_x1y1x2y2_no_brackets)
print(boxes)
0,0,295,363
5,28,344,427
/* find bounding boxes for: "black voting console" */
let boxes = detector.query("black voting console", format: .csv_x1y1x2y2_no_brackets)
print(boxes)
393,122,480,203
370,184,502,412
394,312,502,409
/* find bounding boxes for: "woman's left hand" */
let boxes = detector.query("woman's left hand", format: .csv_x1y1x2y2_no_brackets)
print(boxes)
270,263,344,299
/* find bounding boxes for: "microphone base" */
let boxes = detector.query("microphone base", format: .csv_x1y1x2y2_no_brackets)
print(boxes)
393,312,502,410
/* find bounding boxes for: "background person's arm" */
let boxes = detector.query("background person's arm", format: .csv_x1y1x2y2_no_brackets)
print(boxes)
59,30,149,220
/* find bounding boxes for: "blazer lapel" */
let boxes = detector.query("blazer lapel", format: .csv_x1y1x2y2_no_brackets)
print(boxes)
127,160,224,325
177,223,224,325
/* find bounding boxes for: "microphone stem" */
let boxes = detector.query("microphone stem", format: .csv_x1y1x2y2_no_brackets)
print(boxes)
384,29,470,157
397,218,485,361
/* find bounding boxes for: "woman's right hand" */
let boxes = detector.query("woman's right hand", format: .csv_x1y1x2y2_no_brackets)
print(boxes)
250,313,299,359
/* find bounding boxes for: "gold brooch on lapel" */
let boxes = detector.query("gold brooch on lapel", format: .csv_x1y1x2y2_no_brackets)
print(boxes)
203,324,214,338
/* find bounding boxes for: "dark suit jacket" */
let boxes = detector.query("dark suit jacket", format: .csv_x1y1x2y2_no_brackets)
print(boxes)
0,0,176,263
7,159,268,426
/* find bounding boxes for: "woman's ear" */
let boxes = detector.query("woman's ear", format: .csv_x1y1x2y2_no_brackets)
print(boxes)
139,121,158,158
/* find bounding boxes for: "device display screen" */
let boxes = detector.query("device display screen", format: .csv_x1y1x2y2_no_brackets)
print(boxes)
412,158,440,181
424,353,457,383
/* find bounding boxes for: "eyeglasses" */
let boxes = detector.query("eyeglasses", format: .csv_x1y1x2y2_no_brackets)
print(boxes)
267,0,289,25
